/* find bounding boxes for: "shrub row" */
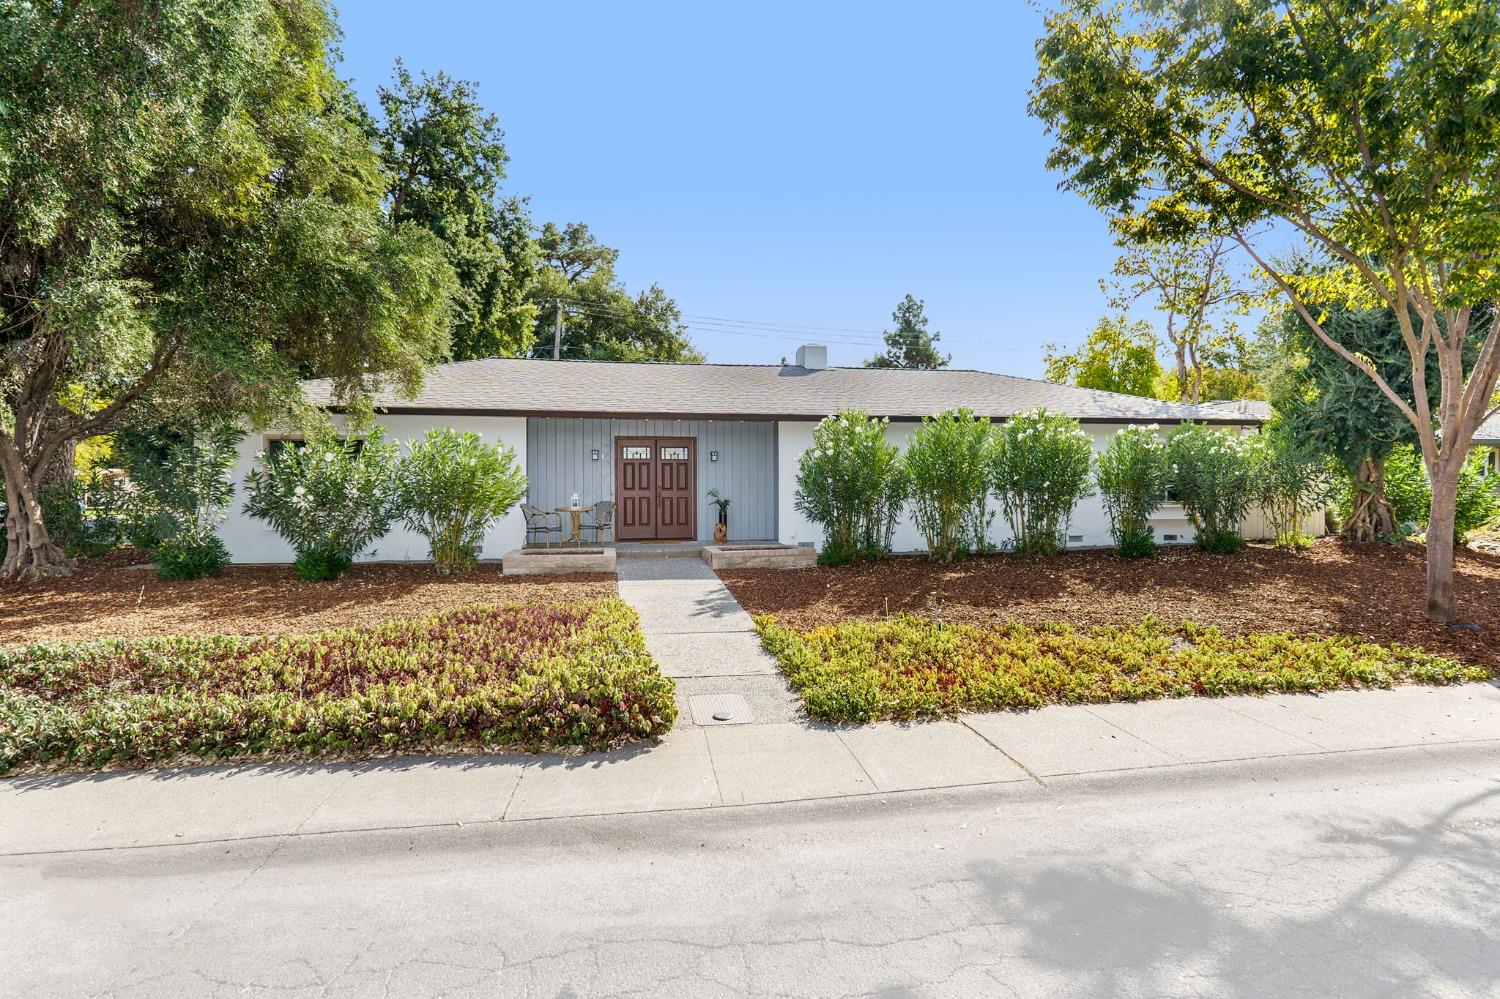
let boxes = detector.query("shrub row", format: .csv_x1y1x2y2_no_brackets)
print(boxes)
756,615,1485,724
22,424,527,583
244,426,526,579
795,408,1333,563
0,599,676,773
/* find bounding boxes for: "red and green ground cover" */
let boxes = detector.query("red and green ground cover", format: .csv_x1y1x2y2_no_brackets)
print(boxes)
756,615,1487,724
0,599,676,773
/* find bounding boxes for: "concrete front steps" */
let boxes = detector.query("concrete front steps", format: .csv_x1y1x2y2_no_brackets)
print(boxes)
700,544,816,570
501,547,615,575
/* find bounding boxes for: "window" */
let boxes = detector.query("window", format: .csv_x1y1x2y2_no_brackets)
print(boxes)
265,438,305,461
622,446,651,460
659,446,689,461
263,436,364,462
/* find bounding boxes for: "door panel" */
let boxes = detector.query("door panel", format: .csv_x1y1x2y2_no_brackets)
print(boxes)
615,438,656,540
654,438,695,540
613,437,695,541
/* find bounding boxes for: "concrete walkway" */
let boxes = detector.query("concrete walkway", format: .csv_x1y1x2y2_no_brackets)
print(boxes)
4,679,1499,856
616,554,802,727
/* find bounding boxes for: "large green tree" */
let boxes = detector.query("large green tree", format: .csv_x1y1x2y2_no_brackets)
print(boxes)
528,223,702,363
1044,315,1162,397
377,62,538,360
0,0,454,581
1032,0,1500,621
1263,301,1477,541
865,295,950,370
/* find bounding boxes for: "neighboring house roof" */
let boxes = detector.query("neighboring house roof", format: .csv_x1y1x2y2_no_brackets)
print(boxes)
1195,398,1274,422
1475,411,1500,446
303,357,1268,424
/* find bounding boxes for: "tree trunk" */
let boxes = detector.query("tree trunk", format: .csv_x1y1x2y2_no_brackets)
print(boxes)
1342,457,1396,543
41,435,77,490
1425,464,1460,623
0,440,73,582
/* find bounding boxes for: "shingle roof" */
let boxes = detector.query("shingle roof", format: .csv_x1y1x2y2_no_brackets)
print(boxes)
304,357,1267,424
1475,411,1500,445
1194,398,1274,422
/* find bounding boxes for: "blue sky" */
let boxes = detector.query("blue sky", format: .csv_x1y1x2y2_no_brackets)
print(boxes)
334,1,1122,375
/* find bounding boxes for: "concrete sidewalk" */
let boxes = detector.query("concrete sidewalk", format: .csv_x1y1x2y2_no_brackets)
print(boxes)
4,682,1498,856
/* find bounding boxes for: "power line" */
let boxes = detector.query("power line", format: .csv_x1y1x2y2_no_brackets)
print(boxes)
556,298,884,337
553,299,885,345
547,298,1045,354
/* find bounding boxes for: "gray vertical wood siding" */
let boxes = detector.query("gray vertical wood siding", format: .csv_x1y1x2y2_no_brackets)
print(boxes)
525,418,777,541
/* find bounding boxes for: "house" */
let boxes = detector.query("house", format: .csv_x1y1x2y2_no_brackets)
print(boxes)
219,344,1287,563
1476,412,1500,479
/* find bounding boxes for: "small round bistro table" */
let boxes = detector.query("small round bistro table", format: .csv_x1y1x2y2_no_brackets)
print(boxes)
555,506,590,546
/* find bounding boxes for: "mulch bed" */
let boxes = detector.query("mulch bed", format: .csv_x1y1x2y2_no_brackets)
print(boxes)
0,550,616,647
721,539,1500,669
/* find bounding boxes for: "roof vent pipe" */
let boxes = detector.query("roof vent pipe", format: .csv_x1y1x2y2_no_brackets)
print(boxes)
795,344,828,370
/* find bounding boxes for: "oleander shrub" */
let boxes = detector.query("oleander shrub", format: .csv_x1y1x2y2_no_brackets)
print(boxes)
0,599,676,773
794,411,908,566
1095,425,1168,558
153,529,231,580
1167,423,1255,553
118,423,240,575
244,427,403,580
755,615,1484,724
397,429,527,574
989,409,1093,556
904,408,994,562
1251,427,1334,550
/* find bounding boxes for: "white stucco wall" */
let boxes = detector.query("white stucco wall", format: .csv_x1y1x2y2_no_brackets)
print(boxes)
221,414,528,564
776,419,1323,553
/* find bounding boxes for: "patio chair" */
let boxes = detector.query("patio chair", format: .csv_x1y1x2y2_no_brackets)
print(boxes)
578,500,615,545
522,503,563,548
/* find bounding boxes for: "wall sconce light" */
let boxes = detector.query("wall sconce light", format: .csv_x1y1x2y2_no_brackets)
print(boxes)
590,449,600,461
709,450,719,462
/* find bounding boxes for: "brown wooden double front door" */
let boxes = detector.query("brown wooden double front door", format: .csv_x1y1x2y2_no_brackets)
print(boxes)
615,437,696,541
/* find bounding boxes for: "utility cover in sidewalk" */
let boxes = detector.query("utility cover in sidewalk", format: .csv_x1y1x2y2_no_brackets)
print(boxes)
689,693,754,726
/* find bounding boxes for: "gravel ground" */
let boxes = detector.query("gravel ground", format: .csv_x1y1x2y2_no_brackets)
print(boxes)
721,538,1500,668
0,552,616,646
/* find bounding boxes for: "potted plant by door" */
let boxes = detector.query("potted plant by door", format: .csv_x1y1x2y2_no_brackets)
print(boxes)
707,488,731,543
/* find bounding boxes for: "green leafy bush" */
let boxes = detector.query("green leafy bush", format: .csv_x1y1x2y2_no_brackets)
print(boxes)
118,423,239,573
244,427,403,580
904,408,994,562
154,529,231,580
989,409,1093,556
1382,444,1430,533
0,599,676,773
1251,426,1333,549
1167,423,1255,553
116,424,240,553
794,411,908,565
756,615,1484,724
1455,452,1500,543
1379,444,1498,544
397,429,527,574
1095,425,1167,557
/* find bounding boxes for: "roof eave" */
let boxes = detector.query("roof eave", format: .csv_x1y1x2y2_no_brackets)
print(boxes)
316,403,1259,426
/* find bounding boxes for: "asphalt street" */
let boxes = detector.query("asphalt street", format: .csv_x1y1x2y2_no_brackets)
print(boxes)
5,741,1498,998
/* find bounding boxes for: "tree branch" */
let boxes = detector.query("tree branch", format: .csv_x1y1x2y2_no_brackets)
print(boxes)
1233,229,1422,431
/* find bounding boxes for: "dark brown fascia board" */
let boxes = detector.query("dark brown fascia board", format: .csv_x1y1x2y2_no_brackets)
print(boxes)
323,405,1260,426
